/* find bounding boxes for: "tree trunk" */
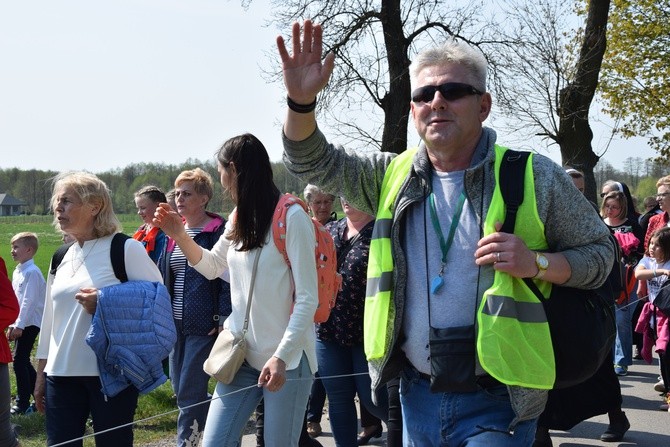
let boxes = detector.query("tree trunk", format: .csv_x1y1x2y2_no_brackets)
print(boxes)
558,0,610,203
379,0,411,154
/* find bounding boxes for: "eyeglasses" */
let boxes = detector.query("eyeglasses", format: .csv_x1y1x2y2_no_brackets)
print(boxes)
411,82,483,103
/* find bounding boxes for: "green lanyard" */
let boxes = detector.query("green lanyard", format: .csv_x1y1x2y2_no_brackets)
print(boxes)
428,191,466,294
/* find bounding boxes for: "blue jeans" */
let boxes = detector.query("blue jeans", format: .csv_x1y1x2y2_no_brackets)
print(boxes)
202,354,312,447
12,325,39,410
614,289,638,367
45,375,138,447
317,340,388,447
400,366,537,447
170,331,216,447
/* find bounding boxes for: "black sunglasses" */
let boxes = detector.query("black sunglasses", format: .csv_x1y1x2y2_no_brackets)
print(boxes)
411,82,483,103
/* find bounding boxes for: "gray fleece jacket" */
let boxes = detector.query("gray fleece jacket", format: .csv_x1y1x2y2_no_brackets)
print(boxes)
283,126,614,426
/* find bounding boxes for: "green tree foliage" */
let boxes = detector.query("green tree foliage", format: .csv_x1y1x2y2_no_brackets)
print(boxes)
600,0,670,158
0,161,307,217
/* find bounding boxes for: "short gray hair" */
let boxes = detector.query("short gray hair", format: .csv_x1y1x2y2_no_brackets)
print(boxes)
409,39,487,92
303,184,335,204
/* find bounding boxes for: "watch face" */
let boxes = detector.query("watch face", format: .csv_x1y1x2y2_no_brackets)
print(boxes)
537,254,549,269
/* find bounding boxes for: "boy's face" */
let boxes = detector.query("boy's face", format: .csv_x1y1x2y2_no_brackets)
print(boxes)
10,241,33,264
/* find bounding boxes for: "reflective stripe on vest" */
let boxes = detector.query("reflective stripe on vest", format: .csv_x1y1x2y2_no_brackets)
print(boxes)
364,149,416,359
477,145,555,389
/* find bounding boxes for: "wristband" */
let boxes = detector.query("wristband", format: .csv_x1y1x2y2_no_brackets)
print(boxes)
287,96,317,113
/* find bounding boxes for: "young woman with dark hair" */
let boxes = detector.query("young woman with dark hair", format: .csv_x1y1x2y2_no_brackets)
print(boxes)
155,133,318,447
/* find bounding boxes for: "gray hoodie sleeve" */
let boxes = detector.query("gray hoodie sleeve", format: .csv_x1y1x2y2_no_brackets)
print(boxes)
532,154,615,289
282,127,397,216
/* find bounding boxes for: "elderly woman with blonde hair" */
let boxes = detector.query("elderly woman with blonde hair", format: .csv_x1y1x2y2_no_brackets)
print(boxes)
35,171,162,446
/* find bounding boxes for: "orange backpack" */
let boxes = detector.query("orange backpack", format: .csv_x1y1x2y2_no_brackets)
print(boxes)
272,193,341,323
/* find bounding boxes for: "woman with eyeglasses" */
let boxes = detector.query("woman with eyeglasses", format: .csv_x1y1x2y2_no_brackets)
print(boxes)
157,168,231,447
601,180,640,222
600,190,644,372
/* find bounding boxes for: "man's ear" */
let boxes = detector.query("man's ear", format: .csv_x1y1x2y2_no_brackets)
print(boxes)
479,92,492,121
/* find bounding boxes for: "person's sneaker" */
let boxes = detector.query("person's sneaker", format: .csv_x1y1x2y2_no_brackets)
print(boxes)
600,411,630,442
614,365,628,376
9,405,30,416
655,380,667,393
306,421,322,438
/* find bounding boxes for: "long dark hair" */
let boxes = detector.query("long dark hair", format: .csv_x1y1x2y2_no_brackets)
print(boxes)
217,133,280,251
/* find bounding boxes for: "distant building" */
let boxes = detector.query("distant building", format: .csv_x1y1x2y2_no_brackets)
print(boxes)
0,193,28,216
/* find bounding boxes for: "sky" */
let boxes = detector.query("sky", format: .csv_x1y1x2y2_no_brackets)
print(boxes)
0,1,656,174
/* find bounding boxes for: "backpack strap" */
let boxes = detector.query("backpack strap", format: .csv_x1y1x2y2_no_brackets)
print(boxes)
50,233,129,283
50,242,75,275
499,149,531,235
272,193,309,267
497,149,546,299
111,233,130,283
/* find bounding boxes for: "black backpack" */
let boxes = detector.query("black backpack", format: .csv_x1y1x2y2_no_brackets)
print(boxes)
499,150,617,389
50,233,130,283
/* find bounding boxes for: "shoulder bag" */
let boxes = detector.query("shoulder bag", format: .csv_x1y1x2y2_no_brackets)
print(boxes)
500,150,616,389
203,248,261,384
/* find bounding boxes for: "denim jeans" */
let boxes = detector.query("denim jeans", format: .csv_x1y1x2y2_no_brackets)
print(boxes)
202,354,312,447
45,375,138,447
316,340,388,447
614,289,638,367
400,366,537,446
12,325,39,410
170,331,216,447
0,364,19,447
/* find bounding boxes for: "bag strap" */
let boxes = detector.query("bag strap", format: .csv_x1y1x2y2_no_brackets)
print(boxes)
497,149,545,301
50,241,75,275
499,149,531,234
241,248,262,335
110,233,130,283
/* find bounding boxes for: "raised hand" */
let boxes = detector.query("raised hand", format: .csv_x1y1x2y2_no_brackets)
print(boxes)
153,203,186,240
276,20,335,104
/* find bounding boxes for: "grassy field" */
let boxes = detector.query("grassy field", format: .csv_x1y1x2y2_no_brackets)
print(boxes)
0,214,188,446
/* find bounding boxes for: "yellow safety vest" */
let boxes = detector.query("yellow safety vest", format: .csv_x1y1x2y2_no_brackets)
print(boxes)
364,145,556,389
478,146,554,389
364,149,416,359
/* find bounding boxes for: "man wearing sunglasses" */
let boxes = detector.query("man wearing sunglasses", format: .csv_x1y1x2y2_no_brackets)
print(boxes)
278,20,614,446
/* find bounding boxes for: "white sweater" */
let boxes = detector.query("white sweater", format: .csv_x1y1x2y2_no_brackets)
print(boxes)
36,235,163,376
193,204,318,373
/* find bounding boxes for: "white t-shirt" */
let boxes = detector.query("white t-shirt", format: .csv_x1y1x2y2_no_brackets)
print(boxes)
36,235,163,376
639,256,670,304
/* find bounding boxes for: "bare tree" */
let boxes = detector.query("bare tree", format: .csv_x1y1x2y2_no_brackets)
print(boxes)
261,0,610,203
492,0,610,203
264,0,510,154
